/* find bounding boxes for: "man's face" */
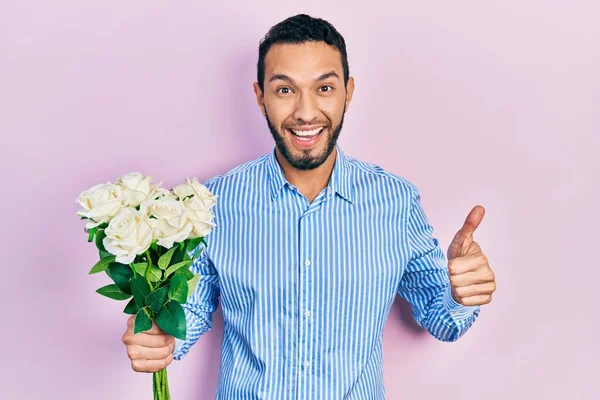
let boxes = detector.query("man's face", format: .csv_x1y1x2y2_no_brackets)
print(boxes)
254,41,354,170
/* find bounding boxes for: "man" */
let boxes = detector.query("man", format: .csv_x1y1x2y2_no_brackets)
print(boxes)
122,14,496,399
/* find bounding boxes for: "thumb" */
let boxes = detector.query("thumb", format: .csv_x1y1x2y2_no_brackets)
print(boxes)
448,205,485,259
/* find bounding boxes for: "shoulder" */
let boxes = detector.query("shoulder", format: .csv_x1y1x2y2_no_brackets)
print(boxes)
345,152,419,202
202,152,271,193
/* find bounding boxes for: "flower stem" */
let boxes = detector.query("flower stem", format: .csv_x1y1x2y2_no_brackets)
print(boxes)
163,368,170,397
145,249,154,291
153,368,170,400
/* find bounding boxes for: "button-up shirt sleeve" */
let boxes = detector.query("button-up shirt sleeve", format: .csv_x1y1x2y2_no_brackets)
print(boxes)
173,244,220,360
396,188,480,342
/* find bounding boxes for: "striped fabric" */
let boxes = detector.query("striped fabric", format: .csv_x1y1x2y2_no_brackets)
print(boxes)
174,145,480,399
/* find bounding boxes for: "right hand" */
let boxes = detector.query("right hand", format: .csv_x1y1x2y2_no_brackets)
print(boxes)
122,315,176,373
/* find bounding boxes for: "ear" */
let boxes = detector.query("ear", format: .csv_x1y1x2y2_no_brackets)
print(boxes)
253,82,266,117
344,77,355,111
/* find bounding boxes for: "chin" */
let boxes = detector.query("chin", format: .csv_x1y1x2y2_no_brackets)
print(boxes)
265,112,341,170
282,141,332,170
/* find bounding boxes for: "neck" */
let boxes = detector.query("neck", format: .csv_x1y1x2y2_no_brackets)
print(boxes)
275,147,338,203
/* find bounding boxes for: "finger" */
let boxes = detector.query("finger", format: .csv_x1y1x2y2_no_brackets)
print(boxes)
451,205,485,248
127,343,175,361
127,316,166,335
464,241,483,257
131,354,174,373
453,282,496,298
459,294,493,307
123,332,175,348
145,320,168,335
448,253,488,275
449,268,494,287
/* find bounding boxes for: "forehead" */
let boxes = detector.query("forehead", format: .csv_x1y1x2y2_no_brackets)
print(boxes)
264,41,343,80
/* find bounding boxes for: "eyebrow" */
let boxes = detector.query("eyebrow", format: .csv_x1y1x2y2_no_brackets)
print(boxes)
268,74,292,84
268,71,341,84
317,71,340,81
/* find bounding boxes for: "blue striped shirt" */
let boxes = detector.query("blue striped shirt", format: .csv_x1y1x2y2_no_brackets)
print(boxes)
174,145,480,399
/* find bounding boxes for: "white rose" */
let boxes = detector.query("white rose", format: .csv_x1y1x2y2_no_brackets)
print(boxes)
76,183,126,229
173,177,217,209
103,207,155,264
152,187,177,201
143,198,193,249
116,172,161,207
183,196,216,238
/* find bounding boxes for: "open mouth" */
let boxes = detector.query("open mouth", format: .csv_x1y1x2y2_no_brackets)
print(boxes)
286,127,325,148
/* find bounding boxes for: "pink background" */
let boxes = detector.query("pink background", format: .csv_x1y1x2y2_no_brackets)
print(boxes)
2,1,598,399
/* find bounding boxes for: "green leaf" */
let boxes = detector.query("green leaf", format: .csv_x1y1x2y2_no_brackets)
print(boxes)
96,284,131,301
131,275,151,308
170,243,187,265
185,237,204,255
134,308,152,334
168,274,188,303
164,259,193,278
133,262,161,282
88,255,116,275
158,247,177,270
155,300,186,340
106,262,133,295
146,285,169,313
133,262,148,276
123,298,140,315
95,228,107,252
187,274,200,298
99,250,111,259
149,266,162,282
174,267,194,280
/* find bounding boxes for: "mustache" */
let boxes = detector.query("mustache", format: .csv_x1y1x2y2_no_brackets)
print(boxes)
282,121,332,130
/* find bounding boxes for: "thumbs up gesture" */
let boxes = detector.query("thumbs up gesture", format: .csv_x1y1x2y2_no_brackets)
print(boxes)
447,205,496,306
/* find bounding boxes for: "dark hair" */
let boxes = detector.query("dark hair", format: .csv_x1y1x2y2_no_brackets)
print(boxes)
257,14,349,92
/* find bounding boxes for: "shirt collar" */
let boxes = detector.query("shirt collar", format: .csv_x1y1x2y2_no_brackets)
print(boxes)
267,145,354,204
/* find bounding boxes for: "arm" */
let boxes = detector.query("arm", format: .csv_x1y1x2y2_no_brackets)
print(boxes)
396,189,480,342
173,244,220,360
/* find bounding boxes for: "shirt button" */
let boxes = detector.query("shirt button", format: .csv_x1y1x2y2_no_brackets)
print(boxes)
304,259,311,266
304,310,311,317
304,361,310,368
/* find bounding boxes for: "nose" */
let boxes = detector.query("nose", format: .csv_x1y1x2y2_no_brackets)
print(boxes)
292,92,319,124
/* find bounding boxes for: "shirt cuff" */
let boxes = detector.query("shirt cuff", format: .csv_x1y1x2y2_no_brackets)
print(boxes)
172,305,213,361
443,284,480,322
174,338,184,358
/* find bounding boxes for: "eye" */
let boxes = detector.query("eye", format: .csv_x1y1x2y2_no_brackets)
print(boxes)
277,87,292,94
319,85,333,92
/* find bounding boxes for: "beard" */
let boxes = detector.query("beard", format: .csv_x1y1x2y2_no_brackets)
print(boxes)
265,107,346,171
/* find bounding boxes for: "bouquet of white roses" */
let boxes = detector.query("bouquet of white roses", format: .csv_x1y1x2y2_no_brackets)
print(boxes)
76,173,217,400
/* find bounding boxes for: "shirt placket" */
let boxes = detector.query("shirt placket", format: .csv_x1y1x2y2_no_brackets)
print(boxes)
295,189,327,400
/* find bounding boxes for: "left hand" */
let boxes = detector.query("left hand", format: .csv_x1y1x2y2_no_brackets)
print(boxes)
447,205,496,306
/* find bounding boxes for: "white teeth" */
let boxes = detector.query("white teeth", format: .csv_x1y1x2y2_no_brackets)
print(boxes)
291,127,323,136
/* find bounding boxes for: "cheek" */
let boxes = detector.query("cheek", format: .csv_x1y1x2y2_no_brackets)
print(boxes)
317,96,345,121
265,97,295,126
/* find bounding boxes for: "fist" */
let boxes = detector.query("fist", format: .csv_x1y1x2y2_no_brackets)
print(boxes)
449,249,496,306
447,205,496,307
122,315,176,373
